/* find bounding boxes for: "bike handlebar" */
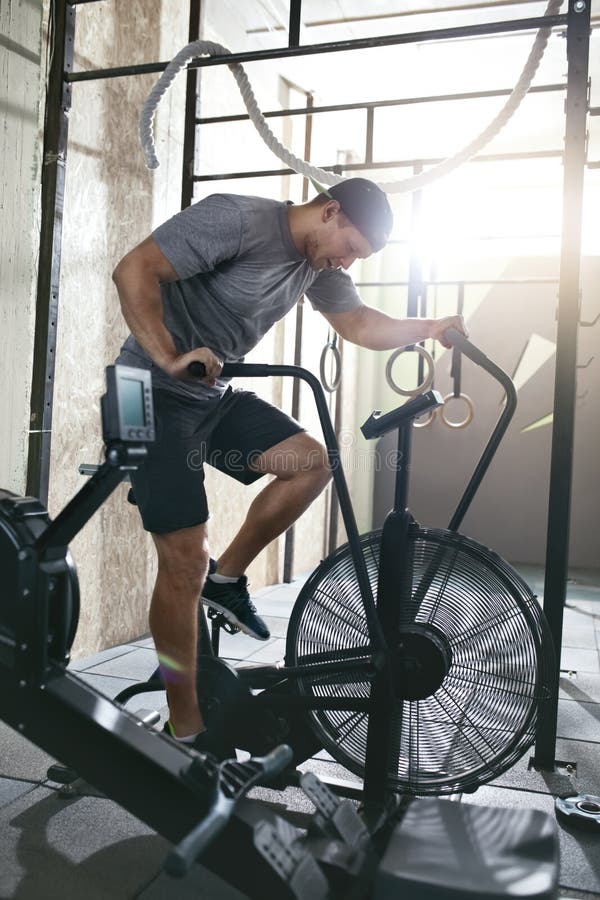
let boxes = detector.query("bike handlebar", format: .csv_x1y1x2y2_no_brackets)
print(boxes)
186,327,516,542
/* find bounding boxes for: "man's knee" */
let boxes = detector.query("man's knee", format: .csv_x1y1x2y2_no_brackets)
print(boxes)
254,433,331,483
152,525,210,590
304,440,333,488
283,436,332,490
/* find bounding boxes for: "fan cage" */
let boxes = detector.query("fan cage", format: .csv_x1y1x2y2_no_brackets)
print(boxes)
285,527,554,796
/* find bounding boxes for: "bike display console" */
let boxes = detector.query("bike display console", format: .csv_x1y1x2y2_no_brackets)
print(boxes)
101,364,155,444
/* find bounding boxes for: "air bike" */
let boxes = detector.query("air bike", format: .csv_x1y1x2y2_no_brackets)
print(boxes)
0,328,559,898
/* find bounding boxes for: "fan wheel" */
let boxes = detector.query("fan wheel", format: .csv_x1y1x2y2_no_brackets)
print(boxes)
285,527,554,796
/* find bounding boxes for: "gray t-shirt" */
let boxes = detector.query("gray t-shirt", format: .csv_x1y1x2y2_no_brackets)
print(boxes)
117,193,363,399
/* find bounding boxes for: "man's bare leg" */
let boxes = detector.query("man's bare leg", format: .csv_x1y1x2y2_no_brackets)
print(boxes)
217,432,331,577
149,523,209,737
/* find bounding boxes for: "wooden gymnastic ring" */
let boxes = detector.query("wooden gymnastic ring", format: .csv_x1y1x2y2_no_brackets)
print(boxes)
385,345,435,397
319,341,342,393
413,408,437,429
440,393,474,429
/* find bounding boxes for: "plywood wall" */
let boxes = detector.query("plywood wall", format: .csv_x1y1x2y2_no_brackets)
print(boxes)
0,0,44,494
43,0,338,659
47,1,190,658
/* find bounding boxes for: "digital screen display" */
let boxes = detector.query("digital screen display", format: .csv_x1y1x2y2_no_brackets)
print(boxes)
120,377,146,427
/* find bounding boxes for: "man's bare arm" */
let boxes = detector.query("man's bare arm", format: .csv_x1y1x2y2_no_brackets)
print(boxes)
112,237,222,381
321,305,468,349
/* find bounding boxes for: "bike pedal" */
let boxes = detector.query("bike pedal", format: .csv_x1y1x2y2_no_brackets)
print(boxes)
300,772,369,847
206,607,240,635
254,819,329,900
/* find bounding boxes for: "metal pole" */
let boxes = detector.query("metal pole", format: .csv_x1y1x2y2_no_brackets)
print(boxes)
66,15,567,83
288,0,302,47
197,83,566,126
327,338,343,556
534,0,591,769
181,0,202,209
192,148,564,182
407,164,425,392
283,91,313,583
27,1,76,503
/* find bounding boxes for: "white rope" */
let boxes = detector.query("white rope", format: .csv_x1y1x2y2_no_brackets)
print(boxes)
140,0,562,194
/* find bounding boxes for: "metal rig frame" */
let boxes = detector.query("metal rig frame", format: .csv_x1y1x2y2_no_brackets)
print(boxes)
29,0,593,770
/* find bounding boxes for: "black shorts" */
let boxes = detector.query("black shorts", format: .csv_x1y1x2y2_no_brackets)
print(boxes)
128,387,305,534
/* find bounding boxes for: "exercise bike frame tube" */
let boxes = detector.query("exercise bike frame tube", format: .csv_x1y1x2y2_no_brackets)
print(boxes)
0,665,296,899
364,412,415,819
358,330,517,815
443,328,517,531
34,443,148,559
219,362,387,656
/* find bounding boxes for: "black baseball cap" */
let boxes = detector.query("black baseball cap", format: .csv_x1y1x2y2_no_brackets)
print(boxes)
315,177,393,252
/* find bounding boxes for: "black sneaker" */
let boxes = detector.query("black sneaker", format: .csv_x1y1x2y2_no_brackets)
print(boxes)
162,722,234,761
201,568,270,641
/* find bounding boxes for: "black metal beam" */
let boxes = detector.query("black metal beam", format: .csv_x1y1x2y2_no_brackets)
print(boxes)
196,83,566,125
534,0,591,770
284,88,313,584
192,149,564,182
288,0,302,47
355,278,559,286
0,670,291,899
27,1,76,504
65,14,567,83
181,0,202,209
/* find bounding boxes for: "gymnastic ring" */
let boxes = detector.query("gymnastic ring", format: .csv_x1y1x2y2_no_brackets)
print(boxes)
319,341,342,393
440,393,474,429
413,408,437,429
385,345,435,397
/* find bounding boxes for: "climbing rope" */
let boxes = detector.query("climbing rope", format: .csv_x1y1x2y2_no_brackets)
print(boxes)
140,0,561,193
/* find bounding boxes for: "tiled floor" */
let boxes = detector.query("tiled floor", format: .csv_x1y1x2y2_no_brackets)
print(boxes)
1,566,599,899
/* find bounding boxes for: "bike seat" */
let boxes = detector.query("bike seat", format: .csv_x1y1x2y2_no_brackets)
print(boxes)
361,390,444,439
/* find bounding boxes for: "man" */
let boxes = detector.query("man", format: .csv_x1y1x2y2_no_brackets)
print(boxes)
112,177,467,752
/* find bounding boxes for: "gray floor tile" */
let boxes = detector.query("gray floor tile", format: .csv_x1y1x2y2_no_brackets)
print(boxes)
561,648,600,675
0,778,37,810
213,630,268,660
564,607,596,629
490,738,600,796
489,750,578,797
139,866,250,899
261,615,289,638
558,699,600,743
552,739,600,795
0,785,166,900
243,638,286,665
560,672,600,705
69,644,138,672
297,756,362,787
462,785,600,896
559,893,600,899
563,625,599,650
73,673,168,724
567,570,600,590
85,646,159,682
124,692,168,719
0,722,57,782
128,635,154,649
4,565,599,899
76,671,138,700
567,594,600,610
254,595,297,617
